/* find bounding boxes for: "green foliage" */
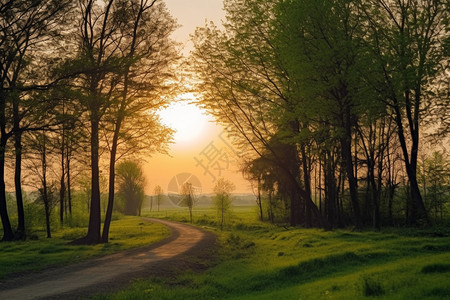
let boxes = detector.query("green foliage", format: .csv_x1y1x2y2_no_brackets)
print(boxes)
192,0,449,229
116,161,146,216
419,151,450,222
23,199,43,236
262,193,289,224
213,178,235,230
179,182,196,223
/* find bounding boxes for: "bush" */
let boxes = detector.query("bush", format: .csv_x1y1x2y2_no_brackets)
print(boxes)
421,263,450,274
360,276,385,297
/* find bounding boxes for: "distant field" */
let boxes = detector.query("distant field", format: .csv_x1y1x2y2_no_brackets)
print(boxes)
0,216,169,279
142,204,258,225
98,206,450,299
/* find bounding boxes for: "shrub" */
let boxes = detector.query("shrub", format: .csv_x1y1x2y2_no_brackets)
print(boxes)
360,276,385,297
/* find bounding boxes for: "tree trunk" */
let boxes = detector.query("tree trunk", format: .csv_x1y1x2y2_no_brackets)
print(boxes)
44,196,51,239
324,151,337,230
341,121,362,229
138,198,142,216
268,190,274,223
84,117,101,244
59,136,65,225
300,144,312,228
369,170,380,230
336,166,343,227
0,91,14,241
257,177,263,221
393,105,428,225
319,157,322,215
101,120,120,243
407,171,427,225
12,90,26,239
0,136,14,241
66,146,72,215
14,129,25,239
386,141,395,226
102,0,149,241
366,133,380,229
41,134,51,238
388,183,395,226
373,129,386,230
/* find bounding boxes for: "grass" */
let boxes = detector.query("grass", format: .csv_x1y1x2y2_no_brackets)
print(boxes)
142,205,262,229
0,216,169,279
94,206,450,299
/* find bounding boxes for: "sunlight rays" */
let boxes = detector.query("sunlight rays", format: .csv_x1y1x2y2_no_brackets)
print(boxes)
158,97,213,143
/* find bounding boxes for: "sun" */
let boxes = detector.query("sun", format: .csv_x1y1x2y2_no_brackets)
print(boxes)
158,100,212,143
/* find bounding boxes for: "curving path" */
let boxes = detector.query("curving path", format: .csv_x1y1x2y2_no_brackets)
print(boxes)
0,218,216,300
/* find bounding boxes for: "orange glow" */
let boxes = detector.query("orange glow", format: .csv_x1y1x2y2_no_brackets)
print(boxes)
146,98,251,194
158,99,212,144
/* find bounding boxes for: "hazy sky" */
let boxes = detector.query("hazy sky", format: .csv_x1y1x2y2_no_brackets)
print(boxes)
143,1,252,195
164,0,225,53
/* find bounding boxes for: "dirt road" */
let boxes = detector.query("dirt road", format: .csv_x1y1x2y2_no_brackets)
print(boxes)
0,218,216,299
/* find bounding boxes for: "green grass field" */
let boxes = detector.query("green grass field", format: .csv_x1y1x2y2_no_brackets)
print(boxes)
0,216,169,279
96,206,450,299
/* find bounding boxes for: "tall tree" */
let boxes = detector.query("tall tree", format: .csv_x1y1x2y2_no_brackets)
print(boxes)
192,0,323,227
359,0,448,224
101,0,178,243
0,0,71,241
67,0,122,244
25,131,57,238
64,0,175,244
274,0,373,228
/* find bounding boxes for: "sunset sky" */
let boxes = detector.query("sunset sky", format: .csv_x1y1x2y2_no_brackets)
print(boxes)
143,0,252,195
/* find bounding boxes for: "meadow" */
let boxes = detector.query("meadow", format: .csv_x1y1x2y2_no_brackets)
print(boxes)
96,206,450,299
0,216,169,279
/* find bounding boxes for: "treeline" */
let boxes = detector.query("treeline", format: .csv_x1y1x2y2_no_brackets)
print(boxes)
192,0,449,229
0,0,178,242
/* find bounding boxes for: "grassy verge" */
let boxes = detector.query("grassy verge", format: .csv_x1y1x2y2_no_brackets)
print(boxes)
95,206,450,299
0,216,170,279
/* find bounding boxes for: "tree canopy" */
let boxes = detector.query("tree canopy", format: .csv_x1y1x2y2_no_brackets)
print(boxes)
193,0,449,228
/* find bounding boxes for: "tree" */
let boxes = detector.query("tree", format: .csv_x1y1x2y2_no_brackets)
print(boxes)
242,159,264,221
213,178,235,230
154,185,163,211
274,0,378,228
0,0,72,241
56,0,137,244
180,182,195,223
100,0,178,243
25,131,58,238
242,147,298,225
62,0,176,244
419,151,450,222
359,0,448,225
192,0,324,227
116,161,146,216
193,0,448,229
